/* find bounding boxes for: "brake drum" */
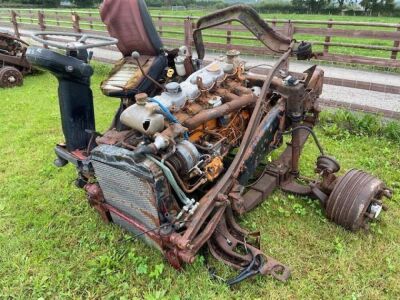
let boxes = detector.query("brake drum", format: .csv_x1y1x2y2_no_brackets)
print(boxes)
326,169,390,231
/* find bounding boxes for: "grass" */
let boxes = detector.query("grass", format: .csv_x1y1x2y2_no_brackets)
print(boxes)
0,63,400,299
320,109,400,143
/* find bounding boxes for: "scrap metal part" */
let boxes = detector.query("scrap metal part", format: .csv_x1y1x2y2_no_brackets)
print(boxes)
24,0,393,288
0,32,31,88
193,5,313,61
193,5,291,60
160,44,298,283
0,66,23,87
325,169,391,231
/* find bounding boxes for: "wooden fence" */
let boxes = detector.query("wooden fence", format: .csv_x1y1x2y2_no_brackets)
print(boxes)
0,8,400,68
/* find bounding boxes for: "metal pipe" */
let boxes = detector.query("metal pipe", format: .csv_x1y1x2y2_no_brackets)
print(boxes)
291,122,301,176
282,126,325,155
215,88,243,102
164,160,206,194
104,203,161,243
182,93,257,130
245,73,284,88
132,51,165,91
146,155,194,207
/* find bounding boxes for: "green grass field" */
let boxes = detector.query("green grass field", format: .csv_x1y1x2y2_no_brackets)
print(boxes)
0,64,399,299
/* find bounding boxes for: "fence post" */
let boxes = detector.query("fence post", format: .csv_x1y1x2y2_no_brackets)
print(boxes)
38,11,46,31
10,10,20,38
184,17,192,55
390,25,400,60
284,20,294,39
71,12,81,33
56,11,60,26
226,21,232,51
29,9,33,24
38,11,48,49
324,19,333,55
191,19,196,55
158,15,163,37
88,12,93,30
271,18,277,28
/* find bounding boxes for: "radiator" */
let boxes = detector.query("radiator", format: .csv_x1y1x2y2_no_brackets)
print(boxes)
90,144,170,250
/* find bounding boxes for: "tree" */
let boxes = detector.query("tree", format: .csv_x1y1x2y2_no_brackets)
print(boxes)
2,0,60,7
360,0,377,12
359,0,394,13
2,0,60,6
383,0,395,12
292,0,331,12
336,0,346,9
72,0,97,7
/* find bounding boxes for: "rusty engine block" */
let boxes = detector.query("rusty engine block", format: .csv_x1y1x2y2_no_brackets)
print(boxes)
25,0,392,286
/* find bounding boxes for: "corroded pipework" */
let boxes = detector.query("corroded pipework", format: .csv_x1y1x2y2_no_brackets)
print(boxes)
182,93,257,130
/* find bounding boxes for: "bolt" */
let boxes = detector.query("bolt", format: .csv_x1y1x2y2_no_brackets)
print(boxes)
362,223,370,231
131,51,140,59
216,193,228,202
372,199,382,205
364,212,374,219
383,189,392,198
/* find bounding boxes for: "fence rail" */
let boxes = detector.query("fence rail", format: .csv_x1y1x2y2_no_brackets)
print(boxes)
1,8,400,68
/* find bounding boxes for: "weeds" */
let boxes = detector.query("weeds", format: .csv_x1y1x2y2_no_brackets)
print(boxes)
320,109,400,143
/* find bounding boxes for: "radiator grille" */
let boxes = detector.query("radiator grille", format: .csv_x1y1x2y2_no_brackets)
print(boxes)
92,160,160,236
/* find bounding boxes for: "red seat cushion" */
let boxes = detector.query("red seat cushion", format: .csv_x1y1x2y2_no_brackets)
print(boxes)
100,0,163,57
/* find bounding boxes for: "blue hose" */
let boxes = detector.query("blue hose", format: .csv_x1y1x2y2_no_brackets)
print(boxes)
149,97,189,139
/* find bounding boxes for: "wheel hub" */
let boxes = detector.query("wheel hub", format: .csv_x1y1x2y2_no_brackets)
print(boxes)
325,169,391,231
0,66,23,88
369,202,383,218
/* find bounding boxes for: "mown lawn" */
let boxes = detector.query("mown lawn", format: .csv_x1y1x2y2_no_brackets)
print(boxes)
0,63,399,299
